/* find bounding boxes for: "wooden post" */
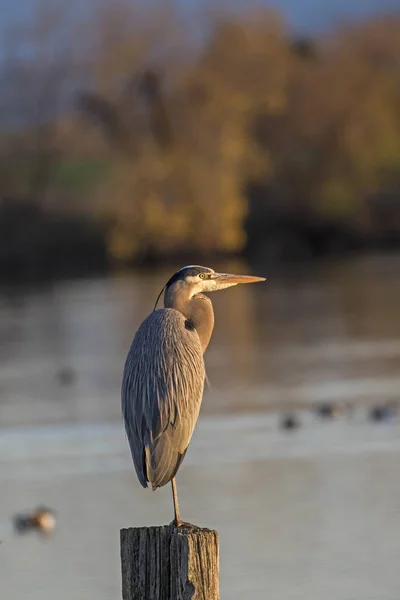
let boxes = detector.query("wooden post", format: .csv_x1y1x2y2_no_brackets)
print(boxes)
120,525,219,600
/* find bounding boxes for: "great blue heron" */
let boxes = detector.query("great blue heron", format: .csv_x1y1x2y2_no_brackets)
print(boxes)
121,265,265,525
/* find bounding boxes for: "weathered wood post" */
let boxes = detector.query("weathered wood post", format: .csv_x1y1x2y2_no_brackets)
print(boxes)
120,524,219,600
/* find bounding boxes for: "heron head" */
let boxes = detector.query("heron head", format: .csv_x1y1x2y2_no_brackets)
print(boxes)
154,265,265,310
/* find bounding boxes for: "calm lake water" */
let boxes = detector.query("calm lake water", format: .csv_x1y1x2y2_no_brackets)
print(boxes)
1,254,400,599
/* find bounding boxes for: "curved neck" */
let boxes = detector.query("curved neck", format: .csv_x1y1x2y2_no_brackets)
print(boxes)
164,289,214,353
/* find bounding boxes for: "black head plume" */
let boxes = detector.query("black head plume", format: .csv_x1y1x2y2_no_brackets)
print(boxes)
153,284,166,312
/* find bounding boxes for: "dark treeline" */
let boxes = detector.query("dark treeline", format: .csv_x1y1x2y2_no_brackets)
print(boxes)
1,2,400,278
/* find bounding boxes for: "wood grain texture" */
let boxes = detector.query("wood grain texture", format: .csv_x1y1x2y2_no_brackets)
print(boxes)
120,525,219,600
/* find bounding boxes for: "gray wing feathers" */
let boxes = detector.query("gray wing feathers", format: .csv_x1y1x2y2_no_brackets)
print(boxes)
121,309,205,489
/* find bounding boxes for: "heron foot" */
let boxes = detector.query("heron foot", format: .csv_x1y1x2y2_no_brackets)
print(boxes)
170,519,199,530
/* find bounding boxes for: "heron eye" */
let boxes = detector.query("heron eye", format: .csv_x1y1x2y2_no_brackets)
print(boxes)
199,273,208,280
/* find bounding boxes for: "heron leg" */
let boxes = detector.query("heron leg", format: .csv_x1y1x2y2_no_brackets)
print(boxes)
171,478,182,526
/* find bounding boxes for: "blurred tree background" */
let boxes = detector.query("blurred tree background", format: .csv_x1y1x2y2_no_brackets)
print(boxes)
0,1,400,277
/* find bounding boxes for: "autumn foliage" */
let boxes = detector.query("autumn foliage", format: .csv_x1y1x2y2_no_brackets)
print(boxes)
1,2,400,270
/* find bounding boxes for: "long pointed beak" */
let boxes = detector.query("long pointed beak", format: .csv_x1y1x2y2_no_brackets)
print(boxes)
212,273,266,285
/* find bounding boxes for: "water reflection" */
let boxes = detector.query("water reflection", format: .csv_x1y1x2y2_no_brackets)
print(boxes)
1,254,400,423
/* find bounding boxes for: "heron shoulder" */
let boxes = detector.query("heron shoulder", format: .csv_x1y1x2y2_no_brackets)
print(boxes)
137,308,202,348
124,309,205,381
